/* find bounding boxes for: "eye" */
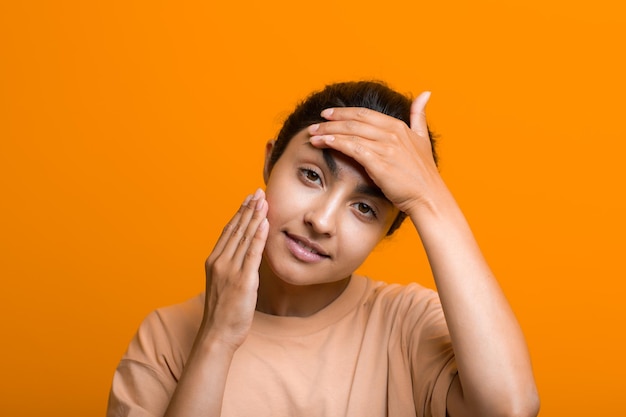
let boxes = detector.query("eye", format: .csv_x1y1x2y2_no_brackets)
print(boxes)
299,168,322,184
353,202,378,219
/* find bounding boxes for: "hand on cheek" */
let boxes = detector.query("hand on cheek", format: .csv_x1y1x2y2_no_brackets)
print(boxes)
202,189,269,349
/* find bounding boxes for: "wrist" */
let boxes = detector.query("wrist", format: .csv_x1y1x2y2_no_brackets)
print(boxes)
194,329,241,358
404,177,455,222
406,189,475,246
196,318,245,356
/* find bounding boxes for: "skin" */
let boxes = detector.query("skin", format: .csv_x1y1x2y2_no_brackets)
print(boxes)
257,132,398,316
163,92,540,417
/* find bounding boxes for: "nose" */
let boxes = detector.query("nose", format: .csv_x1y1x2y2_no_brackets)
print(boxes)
303,195,339,236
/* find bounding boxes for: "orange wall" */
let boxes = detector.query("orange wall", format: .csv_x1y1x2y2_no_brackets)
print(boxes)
1,1,625,415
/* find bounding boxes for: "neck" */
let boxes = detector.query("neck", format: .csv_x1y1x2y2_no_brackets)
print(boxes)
256,260,351,317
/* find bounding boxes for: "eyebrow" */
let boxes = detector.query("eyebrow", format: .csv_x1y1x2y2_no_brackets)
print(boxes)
321,149,388,201
322,149,338,177
355,183,388,200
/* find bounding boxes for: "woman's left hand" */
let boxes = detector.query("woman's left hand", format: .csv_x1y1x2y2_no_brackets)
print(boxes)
308,92,443,215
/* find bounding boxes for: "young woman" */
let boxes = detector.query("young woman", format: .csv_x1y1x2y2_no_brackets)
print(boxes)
107,81,539,417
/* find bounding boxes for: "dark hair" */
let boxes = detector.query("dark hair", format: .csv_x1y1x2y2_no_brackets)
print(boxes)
268,81,438,235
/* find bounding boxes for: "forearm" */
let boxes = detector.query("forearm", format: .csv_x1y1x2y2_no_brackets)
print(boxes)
163,329,237,417
162,190,268,416
408,183,539,417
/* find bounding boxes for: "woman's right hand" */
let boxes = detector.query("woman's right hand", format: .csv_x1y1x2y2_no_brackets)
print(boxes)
200,188,269,350
163,190,269,417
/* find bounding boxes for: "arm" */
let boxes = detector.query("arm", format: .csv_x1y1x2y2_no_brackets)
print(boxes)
406,166,538,417
163,189,269,417
308,94,539,417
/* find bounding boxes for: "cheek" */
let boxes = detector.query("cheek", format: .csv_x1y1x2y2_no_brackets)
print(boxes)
265,168,315,217
265,182,302,227
337,223,383,261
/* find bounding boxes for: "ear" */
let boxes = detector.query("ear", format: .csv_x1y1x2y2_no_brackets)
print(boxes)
263,140,276,184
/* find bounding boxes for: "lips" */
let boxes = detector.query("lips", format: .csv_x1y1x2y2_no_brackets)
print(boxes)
284,232,330,262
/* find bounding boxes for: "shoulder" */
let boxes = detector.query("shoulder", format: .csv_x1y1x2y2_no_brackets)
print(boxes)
124,293,205,371
152,293,205,332
108,294,206,415
139,293,204,340
361,276,442,319
358,276,449,347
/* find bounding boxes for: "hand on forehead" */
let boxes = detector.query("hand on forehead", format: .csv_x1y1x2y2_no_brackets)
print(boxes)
303,93,438,216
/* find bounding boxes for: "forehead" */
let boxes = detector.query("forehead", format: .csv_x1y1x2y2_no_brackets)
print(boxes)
284,129,377,186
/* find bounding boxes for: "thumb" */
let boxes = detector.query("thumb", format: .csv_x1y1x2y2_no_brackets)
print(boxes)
410,91,431,137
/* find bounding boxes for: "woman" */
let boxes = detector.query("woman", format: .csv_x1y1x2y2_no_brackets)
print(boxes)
107,81,539,417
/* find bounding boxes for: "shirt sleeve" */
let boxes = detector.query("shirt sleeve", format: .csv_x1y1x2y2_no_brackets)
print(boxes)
106,311,180,417
107,295,203,417
405,285,458,417
107,358,175,417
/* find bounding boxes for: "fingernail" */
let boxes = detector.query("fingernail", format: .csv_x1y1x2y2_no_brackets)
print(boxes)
253,188,264,200
259,218,268,230
310,135,334,144
309,123,319,133
255,198,265,211
321,108,334,118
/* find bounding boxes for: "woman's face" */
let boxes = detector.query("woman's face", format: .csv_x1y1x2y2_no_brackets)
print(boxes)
261,129,399,286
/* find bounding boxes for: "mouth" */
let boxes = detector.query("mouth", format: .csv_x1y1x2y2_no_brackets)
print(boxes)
284,232,330,262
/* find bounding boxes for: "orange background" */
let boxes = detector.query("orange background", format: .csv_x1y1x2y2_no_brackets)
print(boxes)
1,1,625,415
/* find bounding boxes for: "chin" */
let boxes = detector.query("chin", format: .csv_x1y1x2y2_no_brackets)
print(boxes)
261,252,348,288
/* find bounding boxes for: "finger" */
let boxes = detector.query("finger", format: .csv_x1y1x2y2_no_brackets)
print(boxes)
220,188,264,260
410,91,431,138
317,106,399,130
209,193,253,261
240,217,269,276
308,133,383,172
308,119,390,143
231,196,269,266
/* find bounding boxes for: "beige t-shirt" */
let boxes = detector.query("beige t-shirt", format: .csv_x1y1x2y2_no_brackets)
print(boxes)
108,276,457,417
